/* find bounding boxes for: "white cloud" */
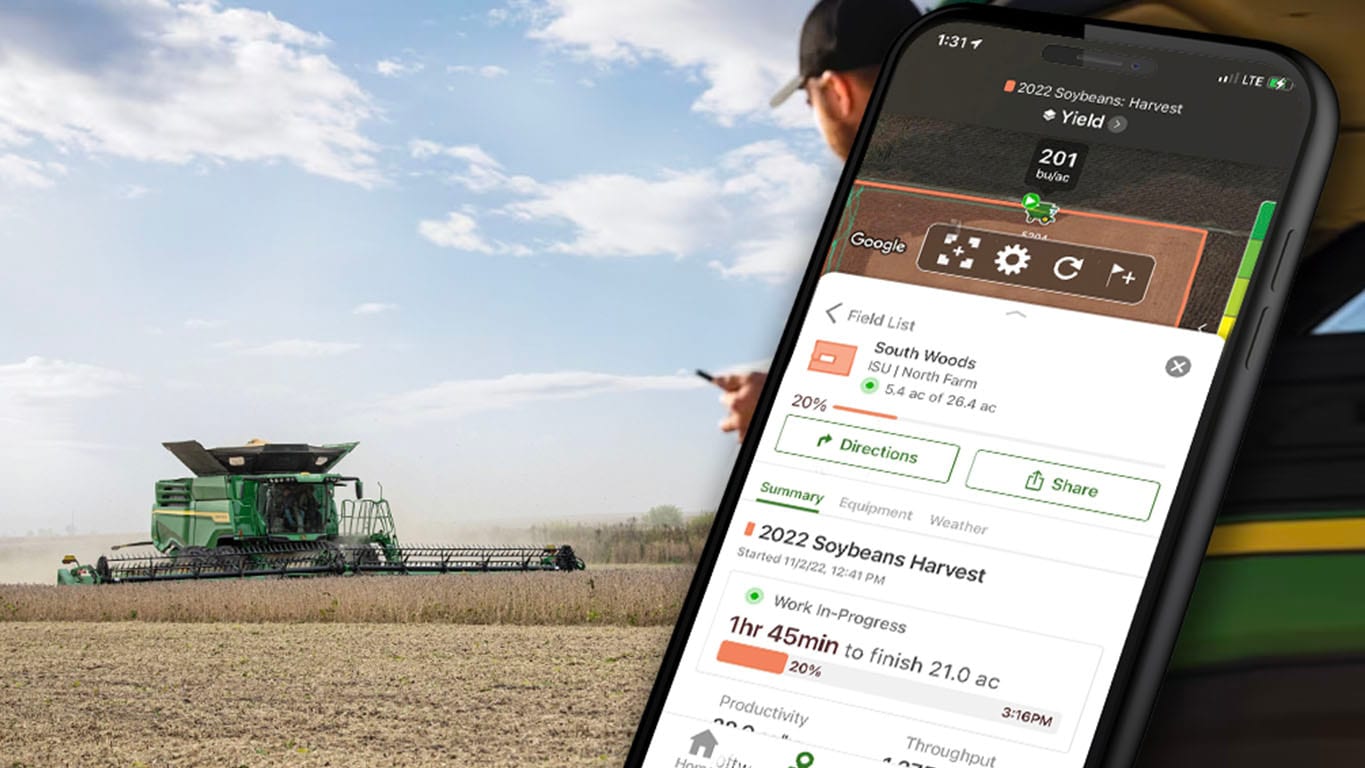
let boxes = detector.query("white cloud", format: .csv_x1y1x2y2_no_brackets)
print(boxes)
374,369,706,423
410,137,832,278
409,138,539,194
525,0,809,127
448,64,510,79
512,140,832,279
0,153,64,188
0,0,382,187
237,339,360,357
488,7,510,24
376,57,424,78
352,302,397,316
418,211,490,252
0,357,136,403
118,184,152,200
507,169,717,258
417,210,529,255
182,318,222,330
409,140,498,167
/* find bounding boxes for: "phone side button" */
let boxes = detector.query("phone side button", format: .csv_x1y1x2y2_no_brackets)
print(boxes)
1270,228,1298,292
1244,307,1270,369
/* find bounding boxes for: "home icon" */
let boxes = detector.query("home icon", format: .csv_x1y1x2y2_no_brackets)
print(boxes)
689,729,718,758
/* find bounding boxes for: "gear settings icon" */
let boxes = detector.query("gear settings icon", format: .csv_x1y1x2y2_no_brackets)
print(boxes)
994,243,1031,275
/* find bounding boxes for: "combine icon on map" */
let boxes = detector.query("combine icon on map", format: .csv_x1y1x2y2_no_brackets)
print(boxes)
1022,193,1060,225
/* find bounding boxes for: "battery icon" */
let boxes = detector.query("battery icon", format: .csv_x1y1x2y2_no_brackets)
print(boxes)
1267,76,1294,91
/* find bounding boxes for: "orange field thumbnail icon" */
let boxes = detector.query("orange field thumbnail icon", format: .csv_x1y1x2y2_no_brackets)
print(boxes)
809,340,857,376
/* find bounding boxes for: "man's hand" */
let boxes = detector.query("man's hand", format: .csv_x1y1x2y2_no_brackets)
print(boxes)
713,371,767,442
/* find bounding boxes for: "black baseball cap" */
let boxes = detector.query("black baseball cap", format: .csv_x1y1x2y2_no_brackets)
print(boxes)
770,0,923,108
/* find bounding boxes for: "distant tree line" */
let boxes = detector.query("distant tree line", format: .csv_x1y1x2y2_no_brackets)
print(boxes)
529,506,716,564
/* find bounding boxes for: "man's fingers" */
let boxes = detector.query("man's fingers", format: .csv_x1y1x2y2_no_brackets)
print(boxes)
719,416,746,443
714,370,763,443
711,373,743,392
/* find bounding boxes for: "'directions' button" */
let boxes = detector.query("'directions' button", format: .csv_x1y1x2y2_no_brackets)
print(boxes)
965,450,1160,521
774,415,960,483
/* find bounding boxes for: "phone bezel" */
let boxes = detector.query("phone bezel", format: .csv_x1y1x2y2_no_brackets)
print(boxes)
624,6,1338,767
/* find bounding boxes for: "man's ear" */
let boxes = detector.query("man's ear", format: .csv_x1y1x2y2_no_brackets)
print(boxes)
813,70,857,121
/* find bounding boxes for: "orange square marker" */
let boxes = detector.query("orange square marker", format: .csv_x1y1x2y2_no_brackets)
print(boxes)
1003,79,1017,92
744,521,755,536
808,340,857,376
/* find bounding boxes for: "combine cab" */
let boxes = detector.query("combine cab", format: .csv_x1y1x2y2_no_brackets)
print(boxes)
57,440,583,584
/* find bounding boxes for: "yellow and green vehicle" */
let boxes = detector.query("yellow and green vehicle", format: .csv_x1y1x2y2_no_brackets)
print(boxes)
58,440,583,584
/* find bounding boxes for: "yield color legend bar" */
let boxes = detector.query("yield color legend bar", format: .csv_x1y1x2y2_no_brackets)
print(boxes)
1219,200,1275,338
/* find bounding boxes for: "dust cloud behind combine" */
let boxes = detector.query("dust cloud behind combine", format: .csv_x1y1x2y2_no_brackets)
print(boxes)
0,534,137,584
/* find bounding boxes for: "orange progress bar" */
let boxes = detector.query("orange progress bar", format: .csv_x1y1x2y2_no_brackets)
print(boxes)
717,640,788,674
832,404,897,420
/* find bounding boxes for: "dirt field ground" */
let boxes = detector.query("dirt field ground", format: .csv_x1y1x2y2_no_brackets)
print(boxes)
0,622,668,767
0,567,693,766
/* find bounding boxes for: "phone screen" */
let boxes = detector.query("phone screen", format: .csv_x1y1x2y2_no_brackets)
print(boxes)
636,15,1313,768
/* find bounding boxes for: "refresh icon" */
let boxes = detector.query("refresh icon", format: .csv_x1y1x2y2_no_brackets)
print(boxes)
1053,255,1084,281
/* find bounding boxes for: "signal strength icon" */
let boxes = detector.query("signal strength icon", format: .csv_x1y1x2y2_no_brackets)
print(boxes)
1217,72,1240,84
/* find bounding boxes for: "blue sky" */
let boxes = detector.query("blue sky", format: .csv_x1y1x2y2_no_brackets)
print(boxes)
0,0,852,536
1,0,1358,537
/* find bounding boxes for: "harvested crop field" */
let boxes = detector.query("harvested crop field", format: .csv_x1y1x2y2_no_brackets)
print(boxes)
0,567,692,766
0,622,667,767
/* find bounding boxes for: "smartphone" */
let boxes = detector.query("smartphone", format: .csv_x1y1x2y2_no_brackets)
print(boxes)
627,6,1336,768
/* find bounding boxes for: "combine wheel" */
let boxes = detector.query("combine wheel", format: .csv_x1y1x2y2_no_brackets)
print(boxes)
354,545,381,569
313,542,348,574
96,556,111,583
214,545,247,573
181,546,214,574
181,546,210,559
554,546,585,572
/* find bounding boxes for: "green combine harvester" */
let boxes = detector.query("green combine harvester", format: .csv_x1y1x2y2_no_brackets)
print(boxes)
57,440,584,584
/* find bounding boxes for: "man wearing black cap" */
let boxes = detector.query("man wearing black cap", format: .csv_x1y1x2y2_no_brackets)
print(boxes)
769,0,923,159
715,0,923,440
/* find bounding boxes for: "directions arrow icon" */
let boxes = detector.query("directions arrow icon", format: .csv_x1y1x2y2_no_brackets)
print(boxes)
816,434,833,447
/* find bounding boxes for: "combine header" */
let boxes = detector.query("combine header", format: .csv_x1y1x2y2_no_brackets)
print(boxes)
58,440,583,584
